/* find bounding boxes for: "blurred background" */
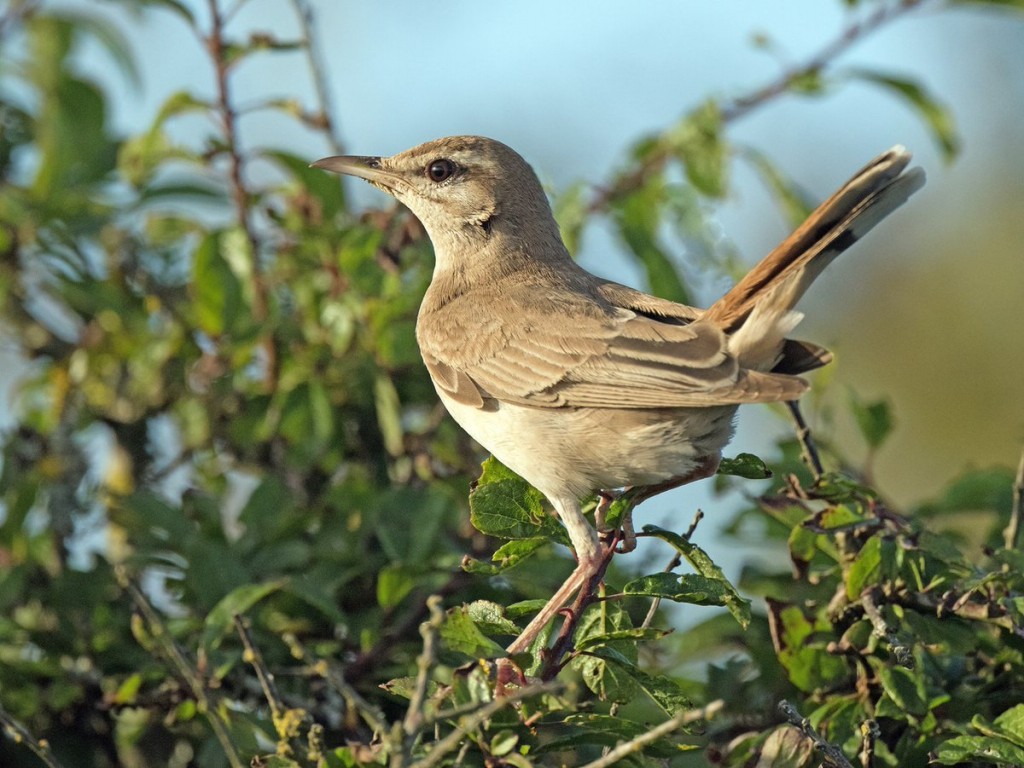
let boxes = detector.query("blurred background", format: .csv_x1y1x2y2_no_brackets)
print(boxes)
63,0,1022,533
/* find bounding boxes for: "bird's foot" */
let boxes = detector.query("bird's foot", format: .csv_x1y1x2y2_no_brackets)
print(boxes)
594,489,638,554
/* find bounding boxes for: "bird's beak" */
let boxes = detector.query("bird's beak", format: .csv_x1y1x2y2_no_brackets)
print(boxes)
310,155,397,189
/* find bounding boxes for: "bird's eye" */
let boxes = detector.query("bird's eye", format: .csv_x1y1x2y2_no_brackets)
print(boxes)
426,159,456,183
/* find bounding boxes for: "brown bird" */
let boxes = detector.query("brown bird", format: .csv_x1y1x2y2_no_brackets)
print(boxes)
313,137,924,654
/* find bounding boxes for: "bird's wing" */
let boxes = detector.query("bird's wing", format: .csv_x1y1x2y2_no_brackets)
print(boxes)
419,283,806,410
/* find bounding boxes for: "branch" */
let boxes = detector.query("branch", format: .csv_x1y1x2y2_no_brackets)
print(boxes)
234,613,308,752
0,702,67,768
787,400,825,480
408,681,565,768
719,0,934,122
204,0,276,385
580,700,724,768
888,586,1018,633
290,0,344,155
283,634,391,744
402,595,445,737
1003,448,1024,550
779,700,855,768
587,0,935,214
116,568,245,768
861,588,913,667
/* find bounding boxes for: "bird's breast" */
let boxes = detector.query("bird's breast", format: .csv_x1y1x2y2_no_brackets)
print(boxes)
433,384,738,501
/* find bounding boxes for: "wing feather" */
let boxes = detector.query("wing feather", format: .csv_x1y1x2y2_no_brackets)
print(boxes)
417,282,806,410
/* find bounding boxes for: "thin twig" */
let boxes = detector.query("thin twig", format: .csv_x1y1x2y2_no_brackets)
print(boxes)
720,0,934,122
0,701,67,768
408,681,565,768
779,700,855,768
403,595,445,737
787,400,824,480
580,699,724,768
861,588,913,667
116,567,246,768
415,688,560,768
586,0,935,214
204,0,276,385
290,0,344,155
893,589,1018,633
284,634,391,742
234,613,304,750
1003,449,1024,550
859,719,879,768
641,509,702,629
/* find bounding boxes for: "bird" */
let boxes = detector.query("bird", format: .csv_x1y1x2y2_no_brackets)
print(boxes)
312,136,925,655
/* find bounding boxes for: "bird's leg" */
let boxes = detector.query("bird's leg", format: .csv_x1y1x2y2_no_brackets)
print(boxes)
505,458,720,656
506,497,603,656
593,491,617,545
631,454,722,505
613,454,723,554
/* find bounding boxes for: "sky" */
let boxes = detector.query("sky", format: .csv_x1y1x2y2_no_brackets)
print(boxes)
53,0,1024,579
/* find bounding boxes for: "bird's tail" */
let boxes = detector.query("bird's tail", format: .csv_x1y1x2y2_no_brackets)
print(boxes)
705,146,925,371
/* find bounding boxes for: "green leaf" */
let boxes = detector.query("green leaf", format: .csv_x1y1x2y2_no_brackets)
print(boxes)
376,564,416,609
848,390,894,451
915,466,1015,518
490,730,518,758
575,627,669,651
192,232,243,336
642,525,751,627
669,100,727,197
373,374,403,457
112,673,143,705
439,607,507,660
375,488,449,565
553,181,589,256
585,647,691,714
846,68,960,161
846,535,899,600
624,572,732,607
537,713,690,757
54,10,141,89
469,458,567,544
788,523,819,570
773,604,850,692
878,665,928,717
462,537,548,574
995,704,1024,748
610,176,692,305
933,735,1024,765
718,452,772,480
465,600,520,636
200,580,286,652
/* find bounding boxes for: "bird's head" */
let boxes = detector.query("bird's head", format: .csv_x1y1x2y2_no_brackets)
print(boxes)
312,136,562,255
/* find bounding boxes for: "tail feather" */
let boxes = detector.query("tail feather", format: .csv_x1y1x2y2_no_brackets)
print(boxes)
705,147,926,332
